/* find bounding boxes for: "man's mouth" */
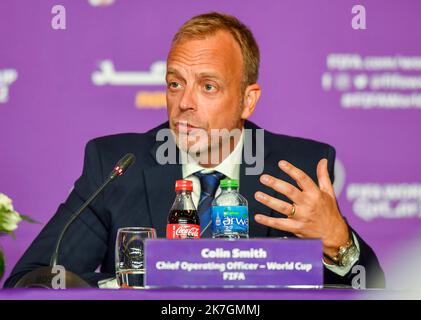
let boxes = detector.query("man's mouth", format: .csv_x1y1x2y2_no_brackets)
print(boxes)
174,121,200,133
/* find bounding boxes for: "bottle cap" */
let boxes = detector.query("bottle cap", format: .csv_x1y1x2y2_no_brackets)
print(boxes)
175,179,193,191
220,179,239,188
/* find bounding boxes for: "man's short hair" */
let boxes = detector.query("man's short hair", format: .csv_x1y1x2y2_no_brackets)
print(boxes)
171,12,260,91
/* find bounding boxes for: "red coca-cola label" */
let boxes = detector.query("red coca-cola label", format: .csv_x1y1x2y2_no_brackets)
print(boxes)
166,224,200,239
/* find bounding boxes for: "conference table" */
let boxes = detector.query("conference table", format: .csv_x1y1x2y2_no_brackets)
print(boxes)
0,287,417,300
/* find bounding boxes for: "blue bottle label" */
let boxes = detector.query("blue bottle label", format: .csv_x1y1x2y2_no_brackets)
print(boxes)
211,205,249,236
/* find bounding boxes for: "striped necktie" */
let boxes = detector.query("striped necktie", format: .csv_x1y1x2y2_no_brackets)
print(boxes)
193,171,225,237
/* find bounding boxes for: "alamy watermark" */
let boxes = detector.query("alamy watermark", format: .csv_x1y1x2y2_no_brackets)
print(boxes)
155,126,265,176
351,265,366,289
51,5,66,30
51,265,66,289
351,5,366,30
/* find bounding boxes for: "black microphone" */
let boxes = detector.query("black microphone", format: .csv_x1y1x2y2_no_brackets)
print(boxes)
108,153,136,180
50,153,136,267
15,153,136,288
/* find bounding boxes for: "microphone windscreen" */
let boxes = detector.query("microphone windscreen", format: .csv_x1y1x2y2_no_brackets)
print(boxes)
110,153,136,178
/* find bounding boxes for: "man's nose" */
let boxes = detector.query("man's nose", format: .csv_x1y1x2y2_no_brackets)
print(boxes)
179,86,197,111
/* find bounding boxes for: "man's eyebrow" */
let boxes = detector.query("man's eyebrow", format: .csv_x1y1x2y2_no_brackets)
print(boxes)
166,69,224,83
166,68,183,78
197,72,223,81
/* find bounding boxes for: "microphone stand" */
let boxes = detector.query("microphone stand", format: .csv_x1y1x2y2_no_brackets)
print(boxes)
14,154,135,288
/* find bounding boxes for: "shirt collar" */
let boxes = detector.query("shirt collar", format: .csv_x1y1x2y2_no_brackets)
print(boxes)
182,128,244,180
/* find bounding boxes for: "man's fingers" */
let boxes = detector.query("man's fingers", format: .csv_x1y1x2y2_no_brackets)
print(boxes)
278,160,318,192
316,158,335,197
254,214,299,234
254,192,295,217
259,174,303,204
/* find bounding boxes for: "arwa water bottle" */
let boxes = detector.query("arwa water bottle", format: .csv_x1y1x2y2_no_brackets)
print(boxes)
211,179,249,239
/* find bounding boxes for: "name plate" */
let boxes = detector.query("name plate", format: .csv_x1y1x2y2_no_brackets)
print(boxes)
144,239,323,288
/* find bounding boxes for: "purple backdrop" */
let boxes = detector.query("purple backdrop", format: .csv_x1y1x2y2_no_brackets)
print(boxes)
1,0,421,288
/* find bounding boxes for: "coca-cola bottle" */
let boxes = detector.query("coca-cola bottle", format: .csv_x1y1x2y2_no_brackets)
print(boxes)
166,179,200,239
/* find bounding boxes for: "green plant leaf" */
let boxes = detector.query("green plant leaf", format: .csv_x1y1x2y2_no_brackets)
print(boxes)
19,214,39,224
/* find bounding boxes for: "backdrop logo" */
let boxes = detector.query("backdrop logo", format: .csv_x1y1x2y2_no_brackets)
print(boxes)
0,69,18,104
333,158,346,197
334,161,421,221
321,54,421,109
91,60,166,109
88,0,115,6
347,183,421,221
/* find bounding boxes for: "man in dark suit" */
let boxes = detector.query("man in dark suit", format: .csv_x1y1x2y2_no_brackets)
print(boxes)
5,12,384,288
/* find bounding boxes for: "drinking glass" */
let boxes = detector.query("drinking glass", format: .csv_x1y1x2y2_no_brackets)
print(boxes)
115,227,156,289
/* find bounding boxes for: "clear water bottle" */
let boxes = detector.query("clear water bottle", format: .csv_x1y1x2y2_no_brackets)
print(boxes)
211,179,249,239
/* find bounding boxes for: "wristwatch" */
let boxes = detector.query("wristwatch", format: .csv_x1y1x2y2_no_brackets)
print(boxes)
326,237,360,267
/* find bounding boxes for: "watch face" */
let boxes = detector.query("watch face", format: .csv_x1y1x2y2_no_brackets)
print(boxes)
341,246,359,267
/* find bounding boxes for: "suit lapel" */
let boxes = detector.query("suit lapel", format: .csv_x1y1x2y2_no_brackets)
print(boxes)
143,127,182,237
240,121,294,238
240,166,275,237
143,164,182,237
240,121,276,237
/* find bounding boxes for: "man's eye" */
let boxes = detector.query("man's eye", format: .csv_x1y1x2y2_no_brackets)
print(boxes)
204,84,215,92
168,82,181,89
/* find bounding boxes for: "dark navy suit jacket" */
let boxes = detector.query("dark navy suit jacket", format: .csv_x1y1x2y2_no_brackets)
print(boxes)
4,121,385,288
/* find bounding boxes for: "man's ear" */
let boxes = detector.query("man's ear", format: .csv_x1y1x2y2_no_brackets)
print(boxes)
241,83,261,120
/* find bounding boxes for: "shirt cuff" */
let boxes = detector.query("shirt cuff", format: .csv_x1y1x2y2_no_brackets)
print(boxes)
98,277,119,289
322,232,360,277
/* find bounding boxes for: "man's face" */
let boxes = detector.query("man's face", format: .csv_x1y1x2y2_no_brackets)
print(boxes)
166,30,245,157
